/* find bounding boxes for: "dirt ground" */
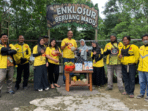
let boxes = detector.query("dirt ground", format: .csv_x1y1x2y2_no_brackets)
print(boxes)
0,83,60,111
98,83,148,110
1,75,148,111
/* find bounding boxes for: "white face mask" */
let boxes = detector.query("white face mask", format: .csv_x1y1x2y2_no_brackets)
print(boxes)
143,40,148,45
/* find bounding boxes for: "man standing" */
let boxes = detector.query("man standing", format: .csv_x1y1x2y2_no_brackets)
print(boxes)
61,31,77,84
104,35,124,93
15,35,31,90
137,34,148,101
0,34,17,97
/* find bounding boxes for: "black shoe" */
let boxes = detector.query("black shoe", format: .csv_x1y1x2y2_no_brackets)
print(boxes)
8,90,15,94
23,87,28,90
137,94,144,99
15,87,19,91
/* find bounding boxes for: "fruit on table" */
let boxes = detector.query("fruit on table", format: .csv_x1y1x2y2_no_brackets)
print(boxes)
82,79,87,82
72,76,77,82
79,74,85,80
64,62,75,71
78,79,81,81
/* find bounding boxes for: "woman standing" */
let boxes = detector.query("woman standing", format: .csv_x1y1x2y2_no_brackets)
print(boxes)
91,41,106,87
46,39,62,89
119,36,139,98
77,39,90,63
33,37,49,91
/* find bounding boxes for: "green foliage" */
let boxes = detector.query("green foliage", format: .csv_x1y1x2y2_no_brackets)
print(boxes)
103,0,148,39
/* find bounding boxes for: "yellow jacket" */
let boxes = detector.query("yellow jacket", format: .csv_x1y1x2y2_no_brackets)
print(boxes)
33,45,46,66
91,48,104,67
0,44,17,68
119,44,139,65
104,42,123,65
14,43,31,64
138,45,148,72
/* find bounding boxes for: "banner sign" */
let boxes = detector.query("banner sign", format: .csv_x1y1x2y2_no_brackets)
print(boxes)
46,4,99,28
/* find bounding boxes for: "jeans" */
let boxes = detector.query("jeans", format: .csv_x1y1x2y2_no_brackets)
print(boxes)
139,71,148,96
63,58,74,82
122,64,136,95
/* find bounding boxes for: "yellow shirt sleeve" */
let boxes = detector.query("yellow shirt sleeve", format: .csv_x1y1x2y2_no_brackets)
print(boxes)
10,44,16,50
26,44,31,60
134,45,139,64
45,47,50,55
104,44,108,52
74,40,77,48
59,48,62,53
91,52,93,57
61,39,65,47
101,48,104,54
33,46,37,54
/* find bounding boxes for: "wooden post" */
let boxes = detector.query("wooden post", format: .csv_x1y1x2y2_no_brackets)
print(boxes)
95,29,98,41
65,71,70,92
89,73,92,91
48,29,50,41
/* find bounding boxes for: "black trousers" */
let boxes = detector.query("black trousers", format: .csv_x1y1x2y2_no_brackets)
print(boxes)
15,63,30,88
122,64,136,95
93,66,106,86
48,63,59,84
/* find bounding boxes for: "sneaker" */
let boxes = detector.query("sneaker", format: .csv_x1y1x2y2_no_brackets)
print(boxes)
137,94,144,99
8,90,15,94
45,87,49,91
144,96,148,102
38,89,43,92
106,87,112,90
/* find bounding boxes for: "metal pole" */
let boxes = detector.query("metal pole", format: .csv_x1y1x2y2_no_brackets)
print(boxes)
95,29,98,41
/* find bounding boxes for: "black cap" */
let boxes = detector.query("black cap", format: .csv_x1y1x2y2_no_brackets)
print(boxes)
43,35,49,38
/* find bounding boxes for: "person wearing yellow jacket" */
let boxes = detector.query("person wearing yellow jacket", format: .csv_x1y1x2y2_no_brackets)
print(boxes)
136,34,148,101
91,41,106,87
0,34,17,97
33,37,49,91
104,35,124,93
119,36,139,98
14,35,31,90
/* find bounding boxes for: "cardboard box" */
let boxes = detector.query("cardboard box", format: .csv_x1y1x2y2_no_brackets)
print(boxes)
88,61,93,70
84,61,89,70
71,80,88,85
75,63,82,71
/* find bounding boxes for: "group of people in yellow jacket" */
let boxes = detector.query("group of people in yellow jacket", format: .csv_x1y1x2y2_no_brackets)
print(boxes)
103,34,148,102
0,32,148,102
